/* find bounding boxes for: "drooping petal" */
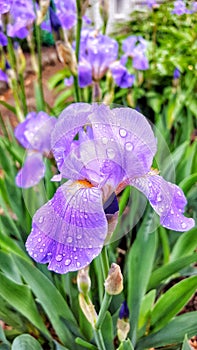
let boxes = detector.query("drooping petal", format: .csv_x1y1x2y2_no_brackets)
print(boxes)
78,60,92,88
15,112,56,153
26,180,108,273
130,174,195,231
16,152,45,188
110,61,135,88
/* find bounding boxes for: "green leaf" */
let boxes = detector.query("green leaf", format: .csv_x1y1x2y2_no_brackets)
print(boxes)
11,334,43,350
75,338,97,350
136,312,197,349
0,100,16,114
117,339,134,350
0,272,50,339
14,256,79,347
138,290,156,331
181,335,192,350
47,69,71,90
148,252,197,290
150,275,197,332
101,312,114,350
127,210,157,345
171,227,197,261
0,325,10,346
179,173,197,193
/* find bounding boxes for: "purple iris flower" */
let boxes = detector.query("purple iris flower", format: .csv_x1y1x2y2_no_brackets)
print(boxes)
0,0,12,14
0,32,8,46
110,61,135,88
53,0,76,30
190,1,197,13
15,111,57,188
78,30,118,87
7,0,36,39
0,69,8,83
122,36,149,71
173,67,181,79
172,0,189,15
25,103,194,274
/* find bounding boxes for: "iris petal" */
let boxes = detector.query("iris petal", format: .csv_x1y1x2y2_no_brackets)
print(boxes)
16,152,45,188
26,180,108,273
130,174,195,231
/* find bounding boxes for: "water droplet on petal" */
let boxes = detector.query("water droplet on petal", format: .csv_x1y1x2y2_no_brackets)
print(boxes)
102,137,108,145
38,216,44,223
77,234,82,240
84,214,88,219
181,222,187,229
76,262,81,268
38,238,42,242
65,259,71,266
170,209,174,214
119,128,127,138
67,236,73,243
56,254,63,262
106,148,115,159
125,142,134,151
177,191,182,196
40,249,43,252
157,194,162,202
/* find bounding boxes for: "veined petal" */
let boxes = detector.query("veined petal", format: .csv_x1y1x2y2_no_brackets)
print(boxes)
26,180,108,273
130,174,195,231
16,152,45,188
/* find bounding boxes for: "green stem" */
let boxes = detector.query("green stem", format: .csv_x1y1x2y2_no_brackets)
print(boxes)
94,329,106,350
73,74,80,103
74,0,82,102
100,246,109,280
34,23,45,110
18,73,28,116
95,292,112,330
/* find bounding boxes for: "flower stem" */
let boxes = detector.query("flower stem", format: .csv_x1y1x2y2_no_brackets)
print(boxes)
94,329,106,350
100,246,109,280
74,0,82,102
95,292,112,330
34,23,45,110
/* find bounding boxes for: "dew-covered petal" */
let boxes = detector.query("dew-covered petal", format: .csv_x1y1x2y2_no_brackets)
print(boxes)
16,152,45,188
15,111,56,153
130,174,195,231
26,180,108,273
89,104,157,180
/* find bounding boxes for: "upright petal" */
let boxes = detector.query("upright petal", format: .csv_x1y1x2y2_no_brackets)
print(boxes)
26,180,108,273
130,174,195,231
16,152,45,188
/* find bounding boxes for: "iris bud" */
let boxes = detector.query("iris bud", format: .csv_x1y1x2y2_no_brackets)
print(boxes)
104,263,123,295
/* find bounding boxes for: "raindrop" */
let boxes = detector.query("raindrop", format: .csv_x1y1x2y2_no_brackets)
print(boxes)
159,208,163,213
67,236,73,243
102,137,108,145
83,198,87,202
38,237,42,242
170,209,174,214
77,234,82,240
84,214,88,219
74,256,78,259
40,249,43,253
125,142,134,151
119,128,127,138
177,191,182,196
38,216,44,224
56,254,63,262
65,259,71,266
181,222,187,229
157,194,162,202
34,253,38,258
76,262,81,268
106,148,115,159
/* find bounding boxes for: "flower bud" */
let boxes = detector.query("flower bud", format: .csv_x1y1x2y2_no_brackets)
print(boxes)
104,263,123,295
37,0,50,25
79,293,98,327
56,40,77,75
117,301,130,342
77,267,91,295
80,0,90,16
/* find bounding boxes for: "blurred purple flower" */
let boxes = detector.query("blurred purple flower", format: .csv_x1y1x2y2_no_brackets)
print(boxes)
7,0,36,39
190,1,197,13
0,69,8,83
78,60,92,87
173,67,181,79
0,31,7,46
122,36,149,71
78,30,118,87
15,111,56,188
53,0,76,30
172,0,189,15
64,76,74,87
26,103,194,274
145,0,157,8
110,61,135,88
0,0,12,14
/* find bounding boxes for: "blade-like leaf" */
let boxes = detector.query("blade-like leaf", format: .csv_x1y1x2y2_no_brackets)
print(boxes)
11,334,43,350
150,275,197,332
171,227,197,261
